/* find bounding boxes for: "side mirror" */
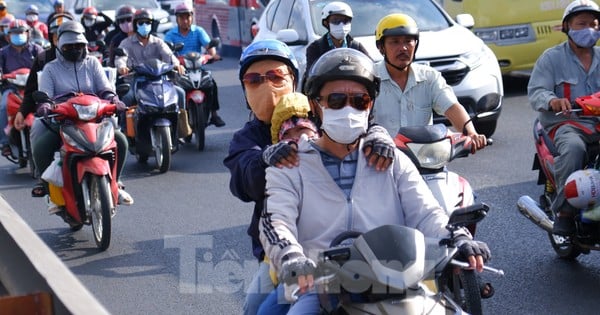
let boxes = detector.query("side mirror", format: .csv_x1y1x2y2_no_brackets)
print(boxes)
447,203,489,227
116,84,130,97
173,42,184,52
208,38,221,50
32,91,51,104
114,48,128,57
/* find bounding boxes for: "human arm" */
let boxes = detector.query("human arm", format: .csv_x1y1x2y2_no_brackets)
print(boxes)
97,12,113,29
528,51,570,113
115,40,129,75
362,124,394,171
157,38,183,74
444,104,487,151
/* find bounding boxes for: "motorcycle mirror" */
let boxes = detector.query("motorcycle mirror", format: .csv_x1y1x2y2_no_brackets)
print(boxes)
96,40,106,49
116,84,130,97
447,203,489,227
114,48,128,57
32,91,51,104
172,42,184,52
208,38,221,50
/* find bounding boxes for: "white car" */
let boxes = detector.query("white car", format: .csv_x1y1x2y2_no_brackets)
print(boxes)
253,0,504,137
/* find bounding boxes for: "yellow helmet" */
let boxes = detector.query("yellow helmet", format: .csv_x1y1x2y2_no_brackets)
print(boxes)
375,13,419,48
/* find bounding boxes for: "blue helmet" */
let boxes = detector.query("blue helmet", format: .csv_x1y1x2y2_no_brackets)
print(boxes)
239,39,299,84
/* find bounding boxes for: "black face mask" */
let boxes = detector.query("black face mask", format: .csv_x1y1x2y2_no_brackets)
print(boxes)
62,47,86,62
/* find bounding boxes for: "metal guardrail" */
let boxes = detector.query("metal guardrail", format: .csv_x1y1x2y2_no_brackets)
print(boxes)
0,196,110,315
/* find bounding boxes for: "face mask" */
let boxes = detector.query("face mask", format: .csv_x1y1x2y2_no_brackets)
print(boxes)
10,33,27,46
61,47,86,62
119,22,133,33
320,105,368,144
568,27,600,48
26,14,38,23
136,23,152,37
83,17,95,27
245,80,292,122
329,22,351,40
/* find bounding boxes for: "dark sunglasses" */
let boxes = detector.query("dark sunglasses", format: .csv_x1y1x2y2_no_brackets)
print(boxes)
329,17,351,25
317,93,372,110
118,17,133,23
0,6,5,10
242,69,290,87
137,20,152,26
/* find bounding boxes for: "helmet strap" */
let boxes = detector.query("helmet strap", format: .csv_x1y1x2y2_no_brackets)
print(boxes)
384,54,409,72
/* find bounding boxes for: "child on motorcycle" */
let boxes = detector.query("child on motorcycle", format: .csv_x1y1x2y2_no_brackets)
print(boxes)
270,92,318,145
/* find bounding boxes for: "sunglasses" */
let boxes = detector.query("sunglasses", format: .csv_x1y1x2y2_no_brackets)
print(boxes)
118,17,133,23
242,69,290,87
137,20,152,26
0,6,5,10
317,93,372,110
329,17,351,25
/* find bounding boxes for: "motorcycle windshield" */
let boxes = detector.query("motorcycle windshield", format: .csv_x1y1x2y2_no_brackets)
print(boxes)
136,80,178,111
134,59,174,77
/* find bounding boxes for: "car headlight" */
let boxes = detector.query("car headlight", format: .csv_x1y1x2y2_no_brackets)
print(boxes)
406,139,451,169
159,17,169,24
73,102,99,121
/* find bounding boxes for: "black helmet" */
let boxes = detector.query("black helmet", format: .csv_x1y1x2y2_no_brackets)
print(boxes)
304,48,380,99
116,5,135,21
48,13,74,34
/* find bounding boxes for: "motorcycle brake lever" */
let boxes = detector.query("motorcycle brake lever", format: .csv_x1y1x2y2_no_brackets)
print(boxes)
451,259,504,277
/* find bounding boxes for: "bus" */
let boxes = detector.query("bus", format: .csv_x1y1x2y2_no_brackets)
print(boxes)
440,0,569,77
193,0,270,56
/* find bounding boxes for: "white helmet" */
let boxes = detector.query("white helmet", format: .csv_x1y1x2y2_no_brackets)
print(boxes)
321,1,353,26
565,169,600,209
562,0,600,31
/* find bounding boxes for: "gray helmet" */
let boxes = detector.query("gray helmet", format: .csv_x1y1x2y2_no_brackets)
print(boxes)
304,48,380,99
57,20,87,49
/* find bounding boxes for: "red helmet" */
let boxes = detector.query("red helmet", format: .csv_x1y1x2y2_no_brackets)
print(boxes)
83,6,98,18
175,3,193,16
8,19,30,33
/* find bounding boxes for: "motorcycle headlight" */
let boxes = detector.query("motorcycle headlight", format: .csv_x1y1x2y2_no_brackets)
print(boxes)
406,139,451,169
95,120,115,152
62,125,89,152
73,102,99,121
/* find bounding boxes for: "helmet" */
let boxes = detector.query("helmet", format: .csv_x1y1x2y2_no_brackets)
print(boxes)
562,0,600,32
48,13,74,34
239,39,299,84
25,4,39,16
57,20,87,49
133,8,154,32
116,5,136,20
321,1,353,27
8,19,29,33
565,169,600,209
0,15,14,28
376,13,419,47
175,3,194,16
304,48,380,100
83,6,98,18
53,0,64,6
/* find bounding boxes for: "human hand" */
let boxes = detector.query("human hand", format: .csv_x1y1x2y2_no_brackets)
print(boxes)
280,255,316,299
262,141,299,168
118,67,129,76
35,103,53,118
454,237,491,273
549,97,572,114
176,64,185,75
14,112,25,131
362,125,395,171
110,95,127,112
468,132,487,153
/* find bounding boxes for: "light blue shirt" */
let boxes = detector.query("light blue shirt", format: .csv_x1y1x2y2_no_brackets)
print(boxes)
372,61,457,136
528,41,600,130
164,25,211,56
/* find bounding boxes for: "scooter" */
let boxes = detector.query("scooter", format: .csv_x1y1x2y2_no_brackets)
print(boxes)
3,68,35,175
517,91,600,260
288,203,503,315
394,123,493,314
33,91,119,251
119,58,180,173
175,38,221,151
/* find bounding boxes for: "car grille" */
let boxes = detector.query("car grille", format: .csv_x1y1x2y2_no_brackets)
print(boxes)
417,57,470,86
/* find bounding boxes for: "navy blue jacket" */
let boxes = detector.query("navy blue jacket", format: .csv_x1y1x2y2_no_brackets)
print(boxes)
223,118,271,261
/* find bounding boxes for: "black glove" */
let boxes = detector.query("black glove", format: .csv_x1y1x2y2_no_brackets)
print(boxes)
35,102,53,118
110,95,128,112
262,141,296,166
363,125,395,160
454,236,491,262
279,254,316,285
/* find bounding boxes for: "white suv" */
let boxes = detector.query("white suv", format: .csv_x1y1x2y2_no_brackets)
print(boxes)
253,0,504,137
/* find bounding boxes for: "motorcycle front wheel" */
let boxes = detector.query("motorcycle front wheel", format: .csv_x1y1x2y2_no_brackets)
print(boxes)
192,102,207,151
88,174,112,251
440,267,483,315
153,126,172,173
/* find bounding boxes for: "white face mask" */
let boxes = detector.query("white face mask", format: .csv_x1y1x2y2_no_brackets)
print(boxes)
320,105,368,144
26,14,38,23
329,22,351,40
83,17,95,27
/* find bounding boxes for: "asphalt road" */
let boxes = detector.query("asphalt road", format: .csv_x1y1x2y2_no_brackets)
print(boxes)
1,58,600,315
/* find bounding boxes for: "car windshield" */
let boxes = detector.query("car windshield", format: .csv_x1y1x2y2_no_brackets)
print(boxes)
309,0,451,37
78,0,159,11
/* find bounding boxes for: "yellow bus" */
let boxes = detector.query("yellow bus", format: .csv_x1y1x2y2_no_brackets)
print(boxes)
441,0,569,76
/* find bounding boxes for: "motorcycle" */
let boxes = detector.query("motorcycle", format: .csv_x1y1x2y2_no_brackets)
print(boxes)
33,91,119,251
174,38,221,151
517,91,600,259
118,58,181,173
3,68,35,176
288,203,503,315
394,123,493,314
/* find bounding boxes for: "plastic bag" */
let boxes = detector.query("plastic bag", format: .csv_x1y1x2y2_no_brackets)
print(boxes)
41,152,63,187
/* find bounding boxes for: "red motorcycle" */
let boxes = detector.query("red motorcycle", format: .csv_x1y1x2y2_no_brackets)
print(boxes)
3,68,35,175
518,91,600,259
34,91,119,251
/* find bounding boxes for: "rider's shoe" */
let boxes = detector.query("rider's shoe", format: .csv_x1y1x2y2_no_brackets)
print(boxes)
1,144,11,157
46,196,61,215
553,212,575,236
209,115,226,127
118,188,134,206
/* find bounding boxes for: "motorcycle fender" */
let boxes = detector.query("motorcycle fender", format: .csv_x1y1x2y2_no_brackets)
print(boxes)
76,158,112,183
153,118,172,127
189,90,205,104
423,171,474,214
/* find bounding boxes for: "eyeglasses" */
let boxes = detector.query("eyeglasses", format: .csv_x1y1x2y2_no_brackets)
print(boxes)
137,20,152,26
118,17,133,23
317,93,372,110
242,69,291,87
329,17,351,25
0,6,5,10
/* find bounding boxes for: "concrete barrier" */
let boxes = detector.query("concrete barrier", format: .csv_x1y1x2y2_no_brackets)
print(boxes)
0,196,110,315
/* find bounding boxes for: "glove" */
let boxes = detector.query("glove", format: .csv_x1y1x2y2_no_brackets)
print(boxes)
262,141,296,166
279,254,316,285
362,125,395,164
36,102,53,118
111,95,128,112
454,236,491,262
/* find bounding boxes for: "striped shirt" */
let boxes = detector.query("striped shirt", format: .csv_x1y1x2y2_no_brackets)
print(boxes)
163,25,211,56
312,142,358,199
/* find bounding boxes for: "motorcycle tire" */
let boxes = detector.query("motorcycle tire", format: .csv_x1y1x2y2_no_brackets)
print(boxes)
154,126,172,173
548,232,582,260
440,267,483,315
88,174,112,251
25,130,35,178
193,103,207,151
